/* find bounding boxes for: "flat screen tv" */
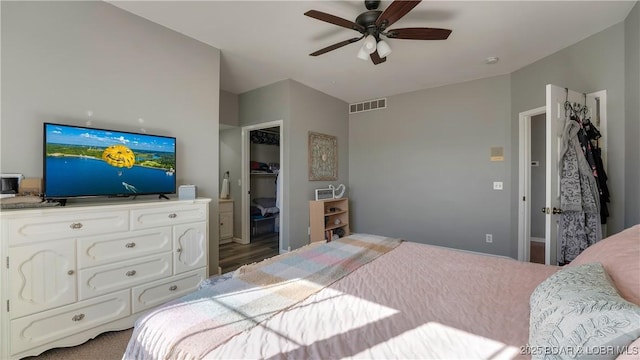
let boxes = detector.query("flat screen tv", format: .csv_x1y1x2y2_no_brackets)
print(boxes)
43,123,176,200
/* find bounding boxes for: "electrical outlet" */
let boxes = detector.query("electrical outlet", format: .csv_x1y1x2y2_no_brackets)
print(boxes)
486,234,493,243
237,179,242,186
493,181,503,190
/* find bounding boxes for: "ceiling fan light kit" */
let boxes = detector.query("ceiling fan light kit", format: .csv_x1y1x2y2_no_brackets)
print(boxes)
357,46,371,61
376,40,392,58
363,35,377,53
305,0,452,65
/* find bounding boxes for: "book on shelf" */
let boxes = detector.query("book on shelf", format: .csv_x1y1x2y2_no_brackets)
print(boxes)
325,229,333,242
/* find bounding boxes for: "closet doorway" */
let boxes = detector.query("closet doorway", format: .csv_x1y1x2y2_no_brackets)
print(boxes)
240,120,283,257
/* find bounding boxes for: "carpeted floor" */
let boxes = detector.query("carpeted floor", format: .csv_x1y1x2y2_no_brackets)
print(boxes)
23,329,132,360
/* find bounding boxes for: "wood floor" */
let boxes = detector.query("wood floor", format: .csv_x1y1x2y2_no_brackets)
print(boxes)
219,232,279,273
530,241,545,264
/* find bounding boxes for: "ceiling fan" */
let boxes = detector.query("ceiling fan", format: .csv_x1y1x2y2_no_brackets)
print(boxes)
305,0,452,65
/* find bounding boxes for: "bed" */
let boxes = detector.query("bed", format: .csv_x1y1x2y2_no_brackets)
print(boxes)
124,226,640,360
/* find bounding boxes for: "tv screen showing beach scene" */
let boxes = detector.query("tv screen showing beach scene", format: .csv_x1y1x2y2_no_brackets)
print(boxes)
44,123,176,198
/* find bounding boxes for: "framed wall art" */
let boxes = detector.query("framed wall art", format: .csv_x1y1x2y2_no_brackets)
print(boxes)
308,132,337,181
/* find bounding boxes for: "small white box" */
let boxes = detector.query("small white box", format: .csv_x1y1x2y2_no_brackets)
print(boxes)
178,185,196,200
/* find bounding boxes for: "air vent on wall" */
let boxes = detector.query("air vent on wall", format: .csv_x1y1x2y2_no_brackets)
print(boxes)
349,98,387,114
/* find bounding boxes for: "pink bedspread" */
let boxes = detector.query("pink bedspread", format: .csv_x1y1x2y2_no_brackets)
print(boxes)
204,241,559,359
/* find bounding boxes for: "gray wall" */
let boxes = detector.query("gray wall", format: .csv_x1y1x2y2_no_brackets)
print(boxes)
220,90,239,127
530,114,546,238
239,80,349,251
1,1,221,272
349,75,512,256
510,22,627,257
288,80,349,250
625,2,640,227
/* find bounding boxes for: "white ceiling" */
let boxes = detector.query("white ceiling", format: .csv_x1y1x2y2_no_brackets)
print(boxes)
109,1,635,103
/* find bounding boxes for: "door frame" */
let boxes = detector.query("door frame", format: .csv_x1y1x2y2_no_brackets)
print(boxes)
518,106,546,262
240,120,284,251
518,90,607,264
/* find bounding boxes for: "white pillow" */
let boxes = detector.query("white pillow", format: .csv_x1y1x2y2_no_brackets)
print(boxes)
529,263,640,360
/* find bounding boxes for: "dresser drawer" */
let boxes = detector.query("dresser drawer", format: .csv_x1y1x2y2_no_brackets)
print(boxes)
78,253,172,300
6,210,129,245
11,290,130,356
130,204,207,230
77,227,172,269
132,268,207,313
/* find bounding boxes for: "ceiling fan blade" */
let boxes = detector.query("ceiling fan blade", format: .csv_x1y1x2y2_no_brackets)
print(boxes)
375,0,421,30
370,51,387,65
310,37,363,56
305,10,365,33
386,27,452,40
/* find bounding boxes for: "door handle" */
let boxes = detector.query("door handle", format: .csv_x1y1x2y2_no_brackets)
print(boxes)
541,207,562,214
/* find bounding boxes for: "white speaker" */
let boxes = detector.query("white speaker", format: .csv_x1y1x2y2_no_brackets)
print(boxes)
178,185,196,200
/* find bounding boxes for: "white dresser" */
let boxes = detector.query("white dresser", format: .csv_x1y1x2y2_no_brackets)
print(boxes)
0,198,211,359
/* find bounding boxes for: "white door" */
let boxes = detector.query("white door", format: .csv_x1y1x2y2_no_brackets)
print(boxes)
545,85,608,265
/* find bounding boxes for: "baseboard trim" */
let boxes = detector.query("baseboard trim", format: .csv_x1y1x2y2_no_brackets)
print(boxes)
531,237,545,243
232,237,246,245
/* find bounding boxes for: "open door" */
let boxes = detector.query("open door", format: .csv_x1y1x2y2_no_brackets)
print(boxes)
519,86,606,265
544,85,607,265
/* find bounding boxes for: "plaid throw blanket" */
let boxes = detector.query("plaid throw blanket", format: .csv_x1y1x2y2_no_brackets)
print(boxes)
124,234,403,360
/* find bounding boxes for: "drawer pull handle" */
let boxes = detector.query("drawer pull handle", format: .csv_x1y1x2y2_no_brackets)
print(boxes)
168,213,177,219
126,270,137,277
169,285,178,291
72,314,85,322
67,270,75,275
125,242,136,248
70,222,83,229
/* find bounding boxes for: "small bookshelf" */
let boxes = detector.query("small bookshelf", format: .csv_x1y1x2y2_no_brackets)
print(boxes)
309,198,350,242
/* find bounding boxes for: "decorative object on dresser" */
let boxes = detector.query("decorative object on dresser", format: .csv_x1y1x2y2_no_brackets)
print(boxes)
315,187,334,201
328,183,346,199
219,171,230,199
0,198,211,359
308,131,337,181
309,197,350,242
178,185,197,200
0,173,23,198
218,199,234,243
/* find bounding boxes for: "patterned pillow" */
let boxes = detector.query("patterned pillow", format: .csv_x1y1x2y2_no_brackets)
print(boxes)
568,225,640,306
529,263,640,360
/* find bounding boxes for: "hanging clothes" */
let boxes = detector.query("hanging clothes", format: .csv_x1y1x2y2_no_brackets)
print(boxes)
591,146,610,223
580,116,610,224
557,114,602,265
